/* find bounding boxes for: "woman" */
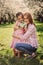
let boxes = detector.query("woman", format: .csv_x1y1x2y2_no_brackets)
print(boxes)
14,12,38,58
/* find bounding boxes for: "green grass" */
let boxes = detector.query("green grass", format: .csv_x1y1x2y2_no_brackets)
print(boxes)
0,21,43,65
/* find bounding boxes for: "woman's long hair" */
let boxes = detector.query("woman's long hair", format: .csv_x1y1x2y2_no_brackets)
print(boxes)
24,12,35,26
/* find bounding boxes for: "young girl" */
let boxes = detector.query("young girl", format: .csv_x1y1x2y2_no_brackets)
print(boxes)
10,12,27,58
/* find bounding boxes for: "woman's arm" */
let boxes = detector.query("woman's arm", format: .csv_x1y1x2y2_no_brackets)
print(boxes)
20,25,35,40
14,25,35,40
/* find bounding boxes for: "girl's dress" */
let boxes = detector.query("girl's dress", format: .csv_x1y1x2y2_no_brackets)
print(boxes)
10,21,26,49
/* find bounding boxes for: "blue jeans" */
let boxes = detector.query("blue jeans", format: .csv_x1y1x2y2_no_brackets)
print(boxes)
15,43,37,55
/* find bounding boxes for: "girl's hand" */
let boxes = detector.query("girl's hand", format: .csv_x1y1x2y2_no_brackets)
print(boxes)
14,26,19,31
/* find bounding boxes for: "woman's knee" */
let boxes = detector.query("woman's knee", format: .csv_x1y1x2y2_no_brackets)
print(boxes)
14,43,20,49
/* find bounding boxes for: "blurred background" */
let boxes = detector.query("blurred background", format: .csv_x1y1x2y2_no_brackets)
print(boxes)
0,0,43,24
0,0,43,65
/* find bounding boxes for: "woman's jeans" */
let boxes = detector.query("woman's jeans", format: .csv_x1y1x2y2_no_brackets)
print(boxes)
15,43,37,55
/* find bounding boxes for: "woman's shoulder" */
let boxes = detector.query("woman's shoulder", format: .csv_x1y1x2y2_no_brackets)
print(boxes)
28,24,36,29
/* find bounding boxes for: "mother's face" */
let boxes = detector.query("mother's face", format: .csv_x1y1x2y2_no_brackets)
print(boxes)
24,15,29,24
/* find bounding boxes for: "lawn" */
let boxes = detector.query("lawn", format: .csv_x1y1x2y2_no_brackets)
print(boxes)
0,21,43,65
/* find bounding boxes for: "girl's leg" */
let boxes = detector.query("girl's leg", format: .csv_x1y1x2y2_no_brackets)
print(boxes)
13,49,18,56
13,48,22,58
17,51,22,58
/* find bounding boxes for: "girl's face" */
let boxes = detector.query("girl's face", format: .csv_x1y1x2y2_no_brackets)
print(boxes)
17,15,23,22
24,15,29,24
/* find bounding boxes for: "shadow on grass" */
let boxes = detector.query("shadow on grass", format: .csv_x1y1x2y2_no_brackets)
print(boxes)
0,52,43,65
0,44,43,65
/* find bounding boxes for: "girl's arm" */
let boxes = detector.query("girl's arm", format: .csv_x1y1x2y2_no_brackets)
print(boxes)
14,24,18,31
14,21,19,31
12,34,20,39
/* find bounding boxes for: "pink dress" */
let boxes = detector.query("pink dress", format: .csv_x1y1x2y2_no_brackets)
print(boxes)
10,21,24,49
